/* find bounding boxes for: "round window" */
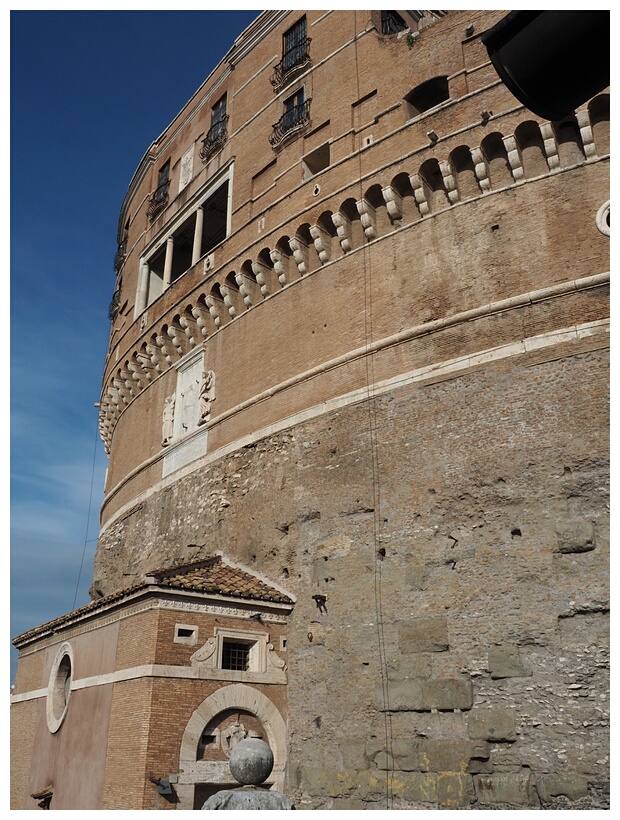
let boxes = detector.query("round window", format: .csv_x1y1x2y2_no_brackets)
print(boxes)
596,200,610,236
46,643,73,733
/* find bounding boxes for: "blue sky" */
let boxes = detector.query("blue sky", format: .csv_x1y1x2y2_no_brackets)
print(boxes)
10,9,261,683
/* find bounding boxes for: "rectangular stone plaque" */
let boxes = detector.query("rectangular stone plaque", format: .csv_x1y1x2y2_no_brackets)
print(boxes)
163,429,207,477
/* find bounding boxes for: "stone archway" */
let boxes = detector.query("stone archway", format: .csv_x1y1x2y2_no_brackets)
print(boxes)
176,684,287,809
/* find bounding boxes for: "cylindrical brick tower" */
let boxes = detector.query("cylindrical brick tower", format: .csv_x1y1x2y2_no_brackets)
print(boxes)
13,11,609,810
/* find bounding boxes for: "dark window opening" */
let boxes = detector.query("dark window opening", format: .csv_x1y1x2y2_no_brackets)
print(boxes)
145,179,230,305
283,16,307,72
381,11,407,35
271,16,311,90
148,159,171,219
222,640,251,671
201,95,229,161
270,88,311,146
404,76,450,117
177,627,195,638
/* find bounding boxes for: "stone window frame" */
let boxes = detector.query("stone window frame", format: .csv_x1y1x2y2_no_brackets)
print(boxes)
46,642,74,733
213,627,267,673
596,199,610,236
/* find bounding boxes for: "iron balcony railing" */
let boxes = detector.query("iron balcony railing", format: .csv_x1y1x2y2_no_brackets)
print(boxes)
113,238,127,272
270,37,312,90
200,115,229,162
108,288,121,321
147,178,170,220
269,98,312,147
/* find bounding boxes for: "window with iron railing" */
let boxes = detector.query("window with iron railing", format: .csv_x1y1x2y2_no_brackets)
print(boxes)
271,16,311,90
148,160,170,219
270,88,311,147
201,95,228,162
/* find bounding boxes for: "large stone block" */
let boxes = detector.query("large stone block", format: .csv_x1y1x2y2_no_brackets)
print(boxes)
397,772,437,804
555,519,596,553
419,739,490,773
488,644,532,679
467,707,516,741
399,617,449,653
368,739,422,772
377,678,473,711
536,773,590,803
436,772,475,807
474,772,537,807
387,653,432,680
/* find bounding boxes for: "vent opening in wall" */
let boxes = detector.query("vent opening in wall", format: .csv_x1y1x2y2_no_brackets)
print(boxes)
175,624,198,645
404,76,450,118
302,142,330,180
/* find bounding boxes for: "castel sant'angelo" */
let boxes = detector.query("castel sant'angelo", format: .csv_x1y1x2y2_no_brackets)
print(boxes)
11,10,609,811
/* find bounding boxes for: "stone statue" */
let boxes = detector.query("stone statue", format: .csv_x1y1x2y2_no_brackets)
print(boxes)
197,370,215,425
222,720,247,756
162,394,175,446
201,737,294,810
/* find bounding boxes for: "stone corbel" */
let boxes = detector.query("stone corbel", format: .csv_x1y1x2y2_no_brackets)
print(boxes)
540,123,560,170
309,223,331,264
270,248,289,286
167,324,185,357
288,237,309,276
156,335,175,366
503,136,524,182
469,149,491,193
235,272,255,308
205,295,222,329
112,378,130,406
119,369,137,398
219,284,237,318
576,109,596,160
191,301,210,339
331,211,352,253
356,199,377,240
179,313,201,347
381,186,403,222
136,350,157,379
409,173,431,215
439,160,459,204
252,261,272,298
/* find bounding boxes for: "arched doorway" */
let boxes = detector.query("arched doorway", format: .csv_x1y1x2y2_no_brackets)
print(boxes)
176,684,287,809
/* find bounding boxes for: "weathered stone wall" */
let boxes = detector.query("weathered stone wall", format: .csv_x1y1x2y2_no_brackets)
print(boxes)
90,8,610,810
95,339,609,809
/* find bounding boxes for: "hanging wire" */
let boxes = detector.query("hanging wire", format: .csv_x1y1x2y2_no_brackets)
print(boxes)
353,12,394,809
72,412,101,610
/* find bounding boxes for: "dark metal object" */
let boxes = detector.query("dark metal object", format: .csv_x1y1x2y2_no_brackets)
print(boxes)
269,98,312,147
481,11,609,121
270,37,312,90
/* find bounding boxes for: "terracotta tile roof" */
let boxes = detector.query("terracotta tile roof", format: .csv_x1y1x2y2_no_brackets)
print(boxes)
148,557,293,604
14,556,293,646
